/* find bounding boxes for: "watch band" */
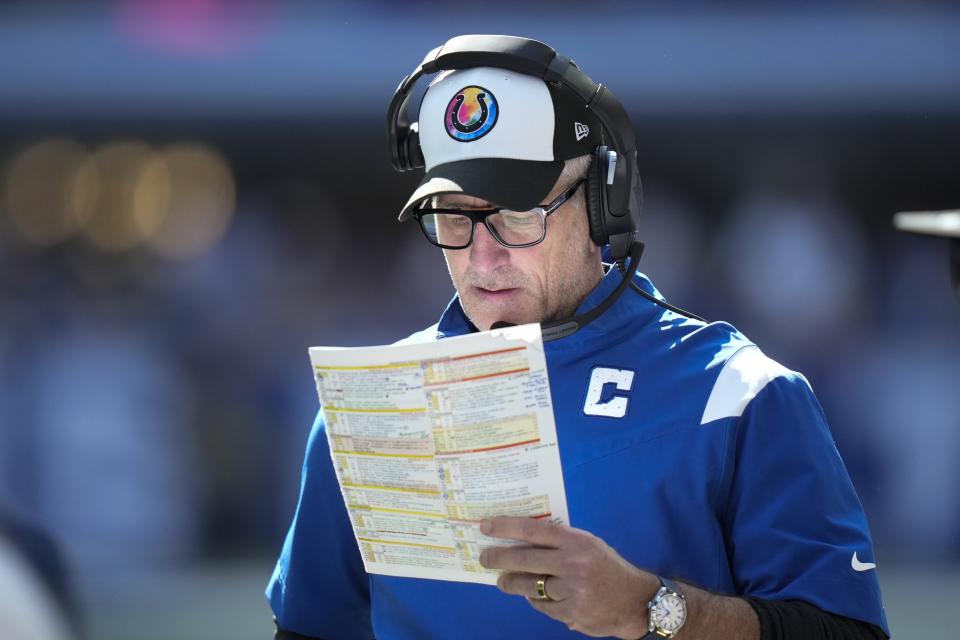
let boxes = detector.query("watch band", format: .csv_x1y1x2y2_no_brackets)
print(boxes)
659,576,681,595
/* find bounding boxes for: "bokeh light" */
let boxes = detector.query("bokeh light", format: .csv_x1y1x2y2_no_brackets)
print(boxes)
3,139,94,247
78,140,157,253
3,139,237,259
134,143,235,260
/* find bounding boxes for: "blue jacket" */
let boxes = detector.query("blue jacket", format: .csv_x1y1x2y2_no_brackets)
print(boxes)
267,269,889,639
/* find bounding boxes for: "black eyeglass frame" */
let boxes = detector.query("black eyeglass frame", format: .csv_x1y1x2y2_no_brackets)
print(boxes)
412,178,586,249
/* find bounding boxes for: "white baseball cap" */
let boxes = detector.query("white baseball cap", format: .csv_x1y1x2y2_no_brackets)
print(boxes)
397,66,602,221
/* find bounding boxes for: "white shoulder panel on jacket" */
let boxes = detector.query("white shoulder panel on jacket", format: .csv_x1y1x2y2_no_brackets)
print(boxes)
699,345,802,425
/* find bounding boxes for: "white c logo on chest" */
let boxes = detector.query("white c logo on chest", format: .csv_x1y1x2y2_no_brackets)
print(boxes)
583,366,636,418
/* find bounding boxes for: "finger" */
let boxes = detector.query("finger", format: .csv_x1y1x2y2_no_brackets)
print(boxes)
480,545,564,575
498,572,570,602
480,516,572,547
525,595,575,625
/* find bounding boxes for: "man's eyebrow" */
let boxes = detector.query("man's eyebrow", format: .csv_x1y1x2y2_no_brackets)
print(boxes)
434,195,467,207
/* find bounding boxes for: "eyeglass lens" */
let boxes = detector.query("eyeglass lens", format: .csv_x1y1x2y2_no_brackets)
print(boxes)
420,209,545,248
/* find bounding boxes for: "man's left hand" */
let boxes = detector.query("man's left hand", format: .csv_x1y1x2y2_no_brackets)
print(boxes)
478,516,659,639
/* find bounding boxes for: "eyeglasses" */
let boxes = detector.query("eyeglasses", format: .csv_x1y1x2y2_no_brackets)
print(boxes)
412,178,585,249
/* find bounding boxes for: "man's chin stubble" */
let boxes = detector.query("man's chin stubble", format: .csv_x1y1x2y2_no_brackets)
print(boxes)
462,294,550,330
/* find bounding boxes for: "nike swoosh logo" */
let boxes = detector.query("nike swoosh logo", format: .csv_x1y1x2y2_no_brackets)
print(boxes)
851,551,876,572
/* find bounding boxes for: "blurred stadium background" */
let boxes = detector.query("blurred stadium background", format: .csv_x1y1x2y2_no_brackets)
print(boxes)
0,1,958,638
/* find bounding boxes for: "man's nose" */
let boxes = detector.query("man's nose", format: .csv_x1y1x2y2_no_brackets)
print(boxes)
469,221,510,271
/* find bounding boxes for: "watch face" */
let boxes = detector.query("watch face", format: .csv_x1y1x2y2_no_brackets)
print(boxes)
651,592,687,633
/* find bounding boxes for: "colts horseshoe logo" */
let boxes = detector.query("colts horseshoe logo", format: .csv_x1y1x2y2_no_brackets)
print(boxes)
445,86,498,142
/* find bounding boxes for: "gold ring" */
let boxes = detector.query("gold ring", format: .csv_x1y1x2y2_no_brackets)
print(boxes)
536,575,554,601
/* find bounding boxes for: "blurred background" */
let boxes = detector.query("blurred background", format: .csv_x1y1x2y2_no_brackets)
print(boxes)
0,1,958,638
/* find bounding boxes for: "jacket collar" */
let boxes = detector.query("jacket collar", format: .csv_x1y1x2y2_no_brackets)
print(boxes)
435,265,664,343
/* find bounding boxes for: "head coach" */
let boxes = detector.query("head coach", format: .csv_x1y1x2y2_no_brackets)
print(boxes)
267,35,889,640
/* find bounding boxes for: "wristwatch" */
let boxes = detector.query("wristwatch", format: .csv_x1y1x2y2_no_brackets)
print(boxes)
641,576,687,639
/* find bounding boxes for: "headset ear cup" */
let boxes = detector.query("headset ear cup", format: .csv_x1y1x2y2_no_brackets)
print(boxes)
405,126,423,170
396,130,408,171
585,147,608,247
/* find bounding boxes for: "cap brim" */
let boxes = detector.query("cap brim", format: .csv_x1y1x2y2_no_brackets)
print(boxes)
398,158,564,222
893,210,960,239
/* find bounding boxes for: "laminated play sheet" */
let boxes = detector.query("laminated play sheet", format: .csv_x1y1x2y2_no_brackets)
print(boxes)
309,323,568,585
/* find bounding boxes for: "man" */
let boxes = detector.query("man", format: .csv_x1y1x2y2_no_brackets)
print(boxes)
268,35,889,639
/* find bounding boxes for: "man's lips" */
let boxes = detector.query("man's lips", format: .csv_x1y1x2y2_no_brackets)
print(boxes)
473,286,519,299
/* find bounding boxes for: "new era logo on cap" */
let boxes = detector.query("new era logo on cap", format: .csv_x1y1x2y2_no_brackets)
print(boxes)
575,122,590,141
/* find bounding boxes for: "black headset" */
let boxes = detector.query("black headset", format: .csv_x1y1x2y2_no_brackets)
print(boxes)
387,35,643,262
